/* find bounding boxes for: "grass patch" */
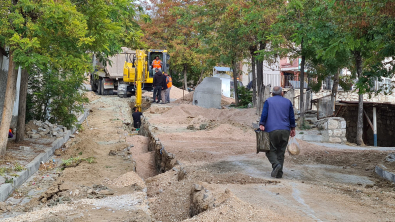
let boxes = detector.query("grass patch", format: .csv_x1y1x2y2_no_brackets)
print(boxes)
0,167,12,176
299,121,312,130
5,177,13,183
84,157,96,164
62,156,96,168
14,162,25,172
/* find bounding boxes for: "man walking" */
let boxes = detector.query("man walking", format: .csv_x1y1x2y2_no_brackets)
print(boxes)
153,68,164,103
164,72,172,103
259,86,296,178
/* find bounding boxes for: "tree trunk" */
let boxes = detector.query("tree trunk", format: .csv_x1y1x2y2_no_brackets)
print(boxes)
183,65,187,90
198,68,204,84
330,69,340,112
251,56,257,107
232,60,239,106
256,42,265,115
16,69,28,142
250,46,257,107
354,51,364,146
256,61,263,114
0,51,18,155
299,39,306,125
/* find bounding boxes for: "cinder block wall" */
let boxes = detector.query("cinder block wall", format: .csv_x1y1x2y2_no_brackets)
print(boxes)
335,104,395,147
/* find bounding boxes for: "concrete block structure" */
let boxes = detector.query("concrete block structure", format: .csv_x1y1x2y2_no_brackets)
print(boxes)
193,77,222,109
316,117,347,143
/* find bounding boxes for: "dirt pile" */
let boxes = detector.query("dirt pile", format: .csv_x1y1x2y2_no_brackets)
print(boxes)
142,86,188,101
174,92,235,106
108,171,146,189
170,86,188,100
150,104,259,126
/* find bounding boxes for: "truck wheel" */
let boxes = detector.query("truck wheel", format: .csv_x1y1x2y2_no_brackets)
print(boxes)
98,78,103,95
91,75,98,92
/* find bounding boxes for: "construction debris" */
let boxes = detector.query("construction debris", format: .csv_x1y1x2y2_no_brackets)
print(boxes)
26,120,68,139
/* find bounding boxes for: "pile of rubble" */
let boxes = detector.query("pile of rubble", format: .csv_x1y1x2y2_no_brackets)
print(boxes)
26,120,68,139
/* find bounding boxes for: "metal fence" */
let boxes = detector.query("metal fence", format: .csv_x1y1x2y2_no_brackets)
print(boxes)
263,73,281,87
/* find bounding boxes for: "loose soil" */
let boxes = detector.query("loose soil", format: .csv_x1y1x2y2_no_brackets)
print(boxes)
3,94,395,222
1,96,153,221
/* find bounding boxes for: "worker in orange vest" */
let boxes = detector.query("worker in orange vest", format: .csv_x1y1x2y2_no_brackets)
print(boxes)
164,72,172,103
151,56,162,71
8,129,13,138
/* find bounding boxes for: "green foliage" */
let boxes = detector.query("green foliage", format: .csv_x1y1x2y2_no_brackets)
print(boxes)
27,67,88,128
299,121,312,130
1,0,144,129
84,157,96,164
5,177,13,184
62,157,82,167
237,86,252,107
13,162,25,172
62,156,96,168
0,167,12,176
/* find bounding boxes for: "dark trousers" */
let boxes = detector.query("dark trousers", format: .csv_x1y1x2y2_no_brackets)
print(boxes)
265,130,290,177
134,121,141,129
153,86,162,102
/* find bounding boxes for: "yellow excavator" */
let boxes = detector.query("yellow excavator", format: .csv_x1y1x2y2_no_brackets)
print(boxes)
121,49,169,111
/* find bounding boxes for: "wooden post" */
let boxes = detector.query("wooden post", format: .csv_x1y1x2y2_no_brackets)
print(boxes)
373,107,377,147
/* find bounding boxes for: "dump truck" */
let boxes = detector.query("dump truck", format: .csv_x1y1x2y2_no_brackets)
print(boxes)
90,47,170,97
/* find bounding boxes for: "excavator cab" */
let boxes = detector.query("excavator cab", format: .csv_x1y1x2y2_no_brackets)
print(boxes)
148,49,169,78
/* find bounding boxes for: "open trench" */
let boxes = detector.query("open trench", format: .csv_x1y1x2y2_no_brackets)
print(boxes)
2,95,395,221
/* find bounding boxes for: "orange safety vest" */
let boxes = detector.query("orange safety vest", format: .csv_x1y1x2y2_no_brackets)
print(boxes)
166,76,172,88
152,59,162,68
9,129,12,133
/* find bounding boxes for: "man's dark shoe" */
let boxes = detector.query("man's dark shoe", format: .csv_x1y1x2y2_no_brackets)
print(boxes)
271,164,282,178
275,174,282,179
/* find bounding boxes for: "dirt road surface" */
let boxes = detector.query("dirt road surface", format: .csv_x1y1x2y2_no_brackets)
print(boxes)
1,94,395,221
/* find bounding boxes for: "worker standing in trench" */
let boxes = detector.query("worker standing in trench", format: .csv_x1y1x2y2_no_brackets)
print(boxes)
259,86,296,178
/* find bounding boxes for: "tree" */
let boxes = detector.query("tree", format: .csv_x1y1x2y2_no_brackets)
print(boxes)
323,0,395,145
260,0,322,124
0,0,143,154
242,0,281,112
184,0,256,105
139,0,210,90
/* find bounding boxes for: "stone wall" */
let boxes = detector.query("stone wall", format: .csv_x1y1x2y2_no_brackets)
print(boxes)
336,104,395,147
316,117,347,143
313,90,395,104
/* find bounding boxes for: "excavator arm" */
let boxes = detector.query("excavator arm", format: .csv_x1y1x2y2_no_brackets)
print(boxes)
135,50,146,112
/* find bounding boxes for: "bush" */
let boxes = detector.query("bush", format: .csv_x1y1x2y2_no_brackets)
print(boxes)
27,66,88,129
237,86,252,107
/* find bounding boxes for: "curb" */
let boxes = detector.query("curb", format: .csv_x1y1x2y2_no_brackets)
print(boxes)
0,109,90,202
375,164,395,183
